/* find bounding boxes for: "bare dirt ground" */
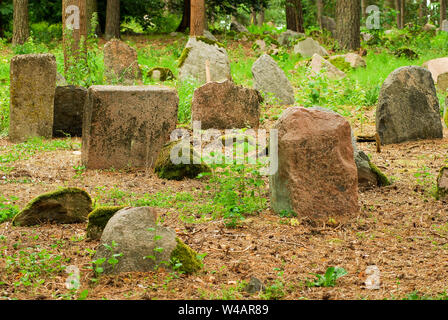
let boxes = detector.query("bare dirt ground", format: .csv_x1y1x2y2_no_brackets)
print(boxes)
1,103,448,300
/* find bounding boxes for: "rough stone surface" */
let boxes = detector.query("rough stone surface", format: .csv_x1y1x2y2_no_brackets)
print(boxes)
252,54,295,105
294,38,329,58
322,16,336,35
56,72,68,86
12,188,93,227
82,86,179,169
437,167,448,200
147,67,175,82
230,19,249,33
179,37,232,84
104,39,142,84
269,107,359,222
53,85,87,137
278,29,305,46
361,32,374,42
423,57,448,92
310,54,346,80
442,20,448,32
9,54,57,142
330,53,366,68
94,207,177,274
423,24,436,31
376,66,443,145
244,276,266,294
192,80,262,129
203,30,217,42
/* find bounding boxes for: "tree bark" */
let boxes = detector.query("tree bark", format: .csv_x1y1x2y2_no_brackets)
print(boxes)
62,0,87,71
0,0,4,38
12,0,29,45
361,0,367,18
86,0,100,35
105,0,120,40
176,0,191,32
190,0,204,36
316,0,323,28
335,0,361,51
286,0,304,33
441,0,447,26
400,0,405,28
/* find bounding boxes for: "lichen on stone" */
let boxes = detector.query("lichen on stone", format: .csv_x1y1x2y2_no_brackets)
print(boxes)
369,161,391,187
154,141,210,180
170,238,202,274
86,206,125,240
196,36,225,48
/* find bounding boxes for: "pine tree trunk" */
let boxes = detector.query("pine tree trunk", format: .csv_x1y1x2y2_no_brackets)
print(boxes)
286,0,304,33
12,0,29,45
361,0,367,18
62,0,87,71
176,0,191,32
86,0,100,35
105,0,120,40
441,0,447,26
0,0,4,38
400,0,405,28
336,0,361,51
316,0,323,28
395,0,402,28
190,0,204,36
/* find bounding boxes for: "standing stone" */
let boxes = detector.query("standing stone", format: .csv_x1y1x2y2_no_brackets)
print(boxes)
294,38,329,58
376,66,443,145
321,16,336,35
9,54,57,143
252,54,295,105
310,54,346,80
203,30,218,42
442,20,448,32
278,30,305,47
230,18,249,33
192,80,263,129
53,85,88,137
103,39,142,84
178,37,232,84
270,107,359,222
94,207,201,274
82,86,179,169
423,57,448,92
437,166,448,200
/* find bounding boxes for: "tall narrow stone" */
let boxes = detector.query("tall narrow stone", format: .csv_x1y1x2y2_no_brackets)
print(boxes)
82,86,178,169
9,54,57,142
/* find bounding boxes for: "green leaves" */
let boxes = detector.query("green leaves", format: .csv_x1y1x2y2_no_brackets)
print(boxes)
306,267,348,288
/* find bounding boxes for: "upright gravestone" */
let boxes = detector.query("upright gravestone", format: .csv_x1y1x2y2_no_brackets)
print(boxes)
178,37,232,84
423,57,448,92
294,38,329,58
53,85,88,137
376,66,443,145
9,54,57,143
82,86,178,169
442,20,448,32
104,39,142,84
252,54,295,105
269,107,359,222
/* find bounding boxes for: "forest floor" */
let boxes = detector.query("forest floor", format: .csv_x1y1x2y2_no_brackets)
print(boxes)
1,35,448,300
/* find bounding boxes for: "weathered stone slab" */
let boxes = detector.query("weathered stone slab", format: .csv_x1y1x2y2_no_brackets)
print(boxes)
104,39,142,84
191,80,263,129
269,107,359,223
9,54,57,142
294,38,328,58
82,86,179,169
310,54,346,80
53,85,87,137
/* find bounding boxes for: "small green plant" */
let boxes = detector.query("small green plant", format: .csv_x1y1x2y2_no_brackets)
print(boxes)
0,195,19,223
306,267,348,288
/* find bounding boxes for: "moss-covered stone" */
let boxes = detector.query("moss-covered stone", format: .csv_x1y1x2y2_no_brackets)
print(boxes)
154,141,210,180
196,36,225,48
12,188,93,226
147,67,175,82
436,166,448,200
170,238,202,274
369,161,391,187
86,206,125,240
328,56,352,73
177,47,191,68
393,47,419,60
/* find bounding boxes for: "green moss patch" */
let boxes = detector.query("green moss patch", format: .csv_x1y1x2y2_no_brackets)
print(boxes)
369,161,391,187
178,47,191,68
328,56,352,73
170,238,202,274
147,67,175,81
154,141,210,181
196,36,225,48
86,206,125,240
393,47,419,60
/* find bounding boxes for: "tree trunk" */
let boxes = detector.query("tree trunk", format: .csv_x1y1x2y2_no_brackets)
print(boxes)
418,0,427,24
361,0,367,18
0,0,4,38
335,0,360,51
400,0,405,28
257,8,265,26
316,0,323,28
105,0,120,40
190,0,204,36
286,0,304,33
62,0,88,71
86,0,100,35
251,7,257,25
441,0,447,26
176,0,191,32
12,0,29,45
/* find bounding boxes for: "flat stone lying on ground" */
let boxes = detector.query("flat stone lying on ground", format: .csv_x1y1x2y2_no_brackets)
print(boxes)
12,188,93,227
310,54,346,80
293,38,328,58
103,39,142,84
269,107,359,223
53,85,87,137
81,85,178,170
178,37,232,84
191,79,263,129
376,66,443,145
9,53,57,142
252,54,295,105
